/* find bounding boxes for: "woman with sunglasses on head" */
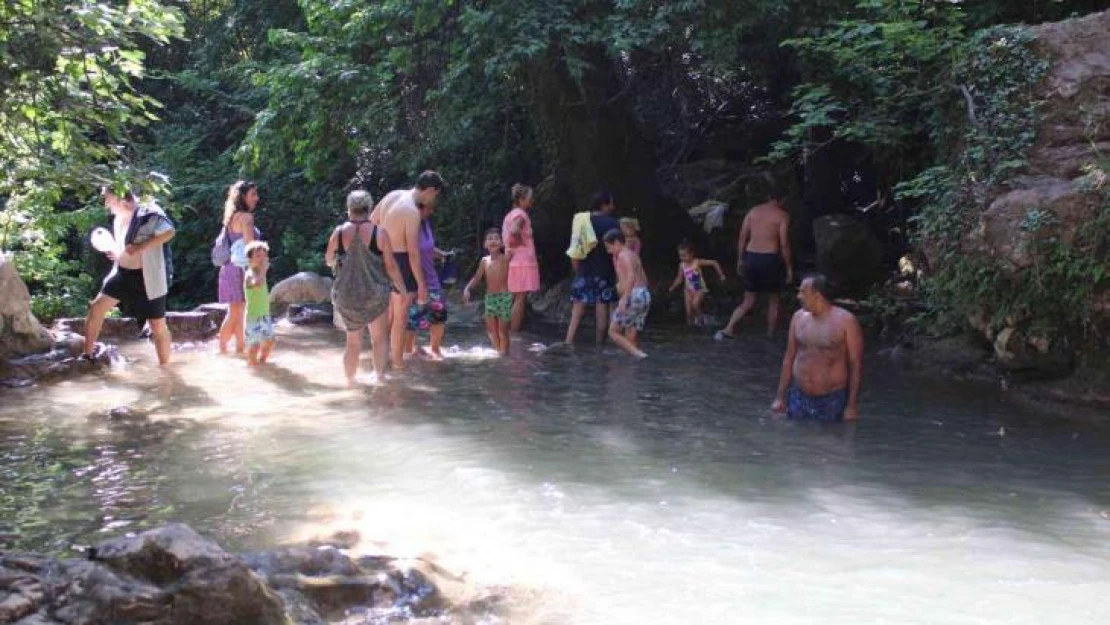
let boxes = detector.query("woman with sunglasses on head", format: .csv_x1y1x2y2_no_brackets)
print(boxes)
216,180,261,354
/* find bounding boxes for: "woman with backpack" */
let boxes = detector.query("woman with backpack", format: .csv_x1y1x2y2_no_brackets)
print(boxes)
215,180,261,354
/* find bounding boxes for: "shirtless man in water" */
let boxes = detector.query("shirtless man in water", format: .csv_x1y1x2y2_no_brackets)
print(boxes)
716,187,793,339
370,170,446,368
772,274,863,422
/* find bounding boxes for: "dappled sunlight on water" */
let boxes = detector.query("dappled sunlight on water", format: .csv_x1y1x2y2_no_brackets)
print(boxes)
2,322,1110,623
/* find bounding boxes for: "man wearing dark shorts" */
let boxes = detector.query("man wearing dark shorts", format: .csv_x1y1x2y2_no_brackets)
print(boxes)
84,187,176,365
370,171,446,368
716,187,794,339
772,274,863,422
564,191,620,345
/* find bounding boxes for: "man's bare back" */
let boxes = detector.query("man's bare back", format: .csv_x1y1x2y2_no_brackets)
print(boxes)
372,190,419,255
791,306,856,396
741,200,789,255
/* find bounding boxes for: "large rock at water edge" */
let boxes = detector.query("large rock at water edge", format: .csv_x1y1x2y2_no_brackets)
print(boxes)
0,254,52,359
813,214,883,297
91,523,287,624
0,523,506,624
934,9,1110,370
270,272,333,315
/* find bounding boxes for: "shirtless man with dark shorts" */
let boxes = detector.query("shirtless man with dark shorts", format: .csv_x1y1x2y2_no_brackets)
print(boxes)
771,274,863,422
370,171,446,369
716,188,793,339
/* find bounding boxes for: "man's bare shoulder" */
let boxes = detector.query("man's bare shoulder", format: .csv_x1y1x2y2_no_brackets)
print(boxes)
832,305,861,327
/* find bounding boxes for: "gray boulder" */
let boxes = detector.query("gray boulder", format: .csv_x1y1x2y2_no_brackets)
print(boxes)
0,254,52,360
813,214,884,297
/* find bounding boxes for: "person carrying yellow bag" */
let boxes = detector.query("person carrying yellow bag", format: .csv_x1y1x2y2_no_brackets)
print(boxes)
566,210,597,260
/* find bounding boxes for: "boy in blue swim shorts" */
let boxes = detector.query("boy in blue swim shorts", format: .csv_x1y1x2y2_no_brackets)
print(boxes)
603,228,651,359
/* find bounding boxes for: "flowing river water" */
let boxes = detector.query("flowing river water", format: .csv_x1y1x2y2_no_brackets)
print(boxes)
2,321,1109,624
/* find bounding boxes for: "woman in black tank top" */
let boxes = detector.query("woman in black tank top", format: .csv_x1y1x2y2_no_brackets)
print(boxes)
325,191,406,386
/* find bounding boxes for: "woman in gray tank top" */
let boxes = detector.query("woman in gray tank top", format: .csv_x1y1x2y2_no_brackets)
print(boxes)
326,190,408,386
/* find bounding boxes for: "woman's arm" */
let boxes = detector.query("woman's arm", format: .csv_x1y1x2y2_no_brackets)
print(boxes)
239,213,256,243
325,226,341,269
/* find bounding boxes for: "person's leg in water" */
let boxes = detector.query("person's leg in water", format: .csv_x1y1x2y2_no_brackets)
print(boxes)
148,318,172,365
369,311,390,384
498,317,511,356
718,292,756,338
510,292,527,333
259,338,274,363
683,290,696,326
343,328,364,387
594,303,610,344
485,315,500,351
766,292,781,337
219,301,246,354
429,322,445,359
82,293,118,357
247,341,261,366
565,301,586,344
389,292,411,369
608,321,646,358
691,291,707,327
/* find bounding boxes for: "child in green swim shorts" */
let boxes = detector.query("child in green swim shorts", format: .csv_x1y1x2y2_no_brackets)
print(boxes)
464,228,512,356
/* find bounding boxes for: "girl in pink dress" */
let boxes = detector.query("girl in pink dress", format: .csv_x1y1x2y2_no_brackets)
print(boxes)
502,183,541,332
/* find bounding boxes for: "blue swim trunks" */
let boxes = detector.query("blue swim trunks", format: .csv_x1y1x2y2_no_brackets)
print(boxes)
786,384,849,423
245,315,275,347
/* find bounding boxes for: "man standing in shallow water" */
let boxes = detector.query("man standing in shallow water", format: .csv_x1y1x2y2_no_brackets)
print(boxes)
369,170,446,369
772,274,863,422
716,187,793,339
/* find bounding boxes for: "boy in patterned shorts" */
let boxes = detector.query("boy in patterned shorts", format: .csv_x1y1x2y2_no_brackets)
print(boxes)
464,229,513,356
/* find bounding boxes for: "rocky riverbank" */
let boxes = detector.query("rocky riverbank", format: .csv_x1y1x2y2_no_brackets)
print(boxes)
0,524,505,625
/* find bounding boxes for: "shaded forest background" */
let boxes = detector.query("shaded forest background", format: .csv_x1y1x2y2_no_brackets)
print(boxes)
1,0,1106,325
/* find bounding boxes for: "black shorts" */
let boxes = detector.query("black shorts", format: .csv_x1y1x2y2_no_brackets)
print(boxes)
393,252,419,293
101,267,166,323
742,251,786,293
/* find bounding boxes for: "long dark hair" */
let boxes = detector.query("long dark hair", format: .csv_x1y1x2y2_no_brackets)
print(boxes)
222,180,257,226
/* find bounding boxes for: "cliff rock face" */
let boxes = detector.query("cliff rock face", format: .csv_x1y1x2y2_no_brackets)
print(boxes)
959,10,1110,372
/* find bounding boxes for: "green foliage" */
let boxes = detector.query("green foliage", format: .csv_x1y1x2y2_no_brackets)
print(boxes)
0,0,184,317
769,0,966,170
5,0,1106,327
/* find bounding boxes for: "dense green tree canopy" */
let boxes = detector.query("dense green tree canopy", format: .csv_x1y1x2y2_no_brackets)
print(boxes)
1,0,1105,328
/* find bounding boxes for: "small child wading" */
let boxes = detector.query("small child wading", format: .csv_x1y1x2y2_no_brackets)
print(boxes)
243,241,274,365
668,241,726,327
464,229,512,356
604,228,650,359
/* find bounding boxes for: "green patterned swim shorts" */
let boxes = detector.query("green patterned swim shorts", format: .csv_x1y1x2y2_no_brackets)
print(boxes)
485,291,513,321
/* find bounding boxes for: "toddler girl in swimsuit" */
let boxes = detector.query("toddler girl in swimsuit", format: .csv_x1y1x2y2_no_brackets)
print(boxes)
463,229,512,356
668,241,726,327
